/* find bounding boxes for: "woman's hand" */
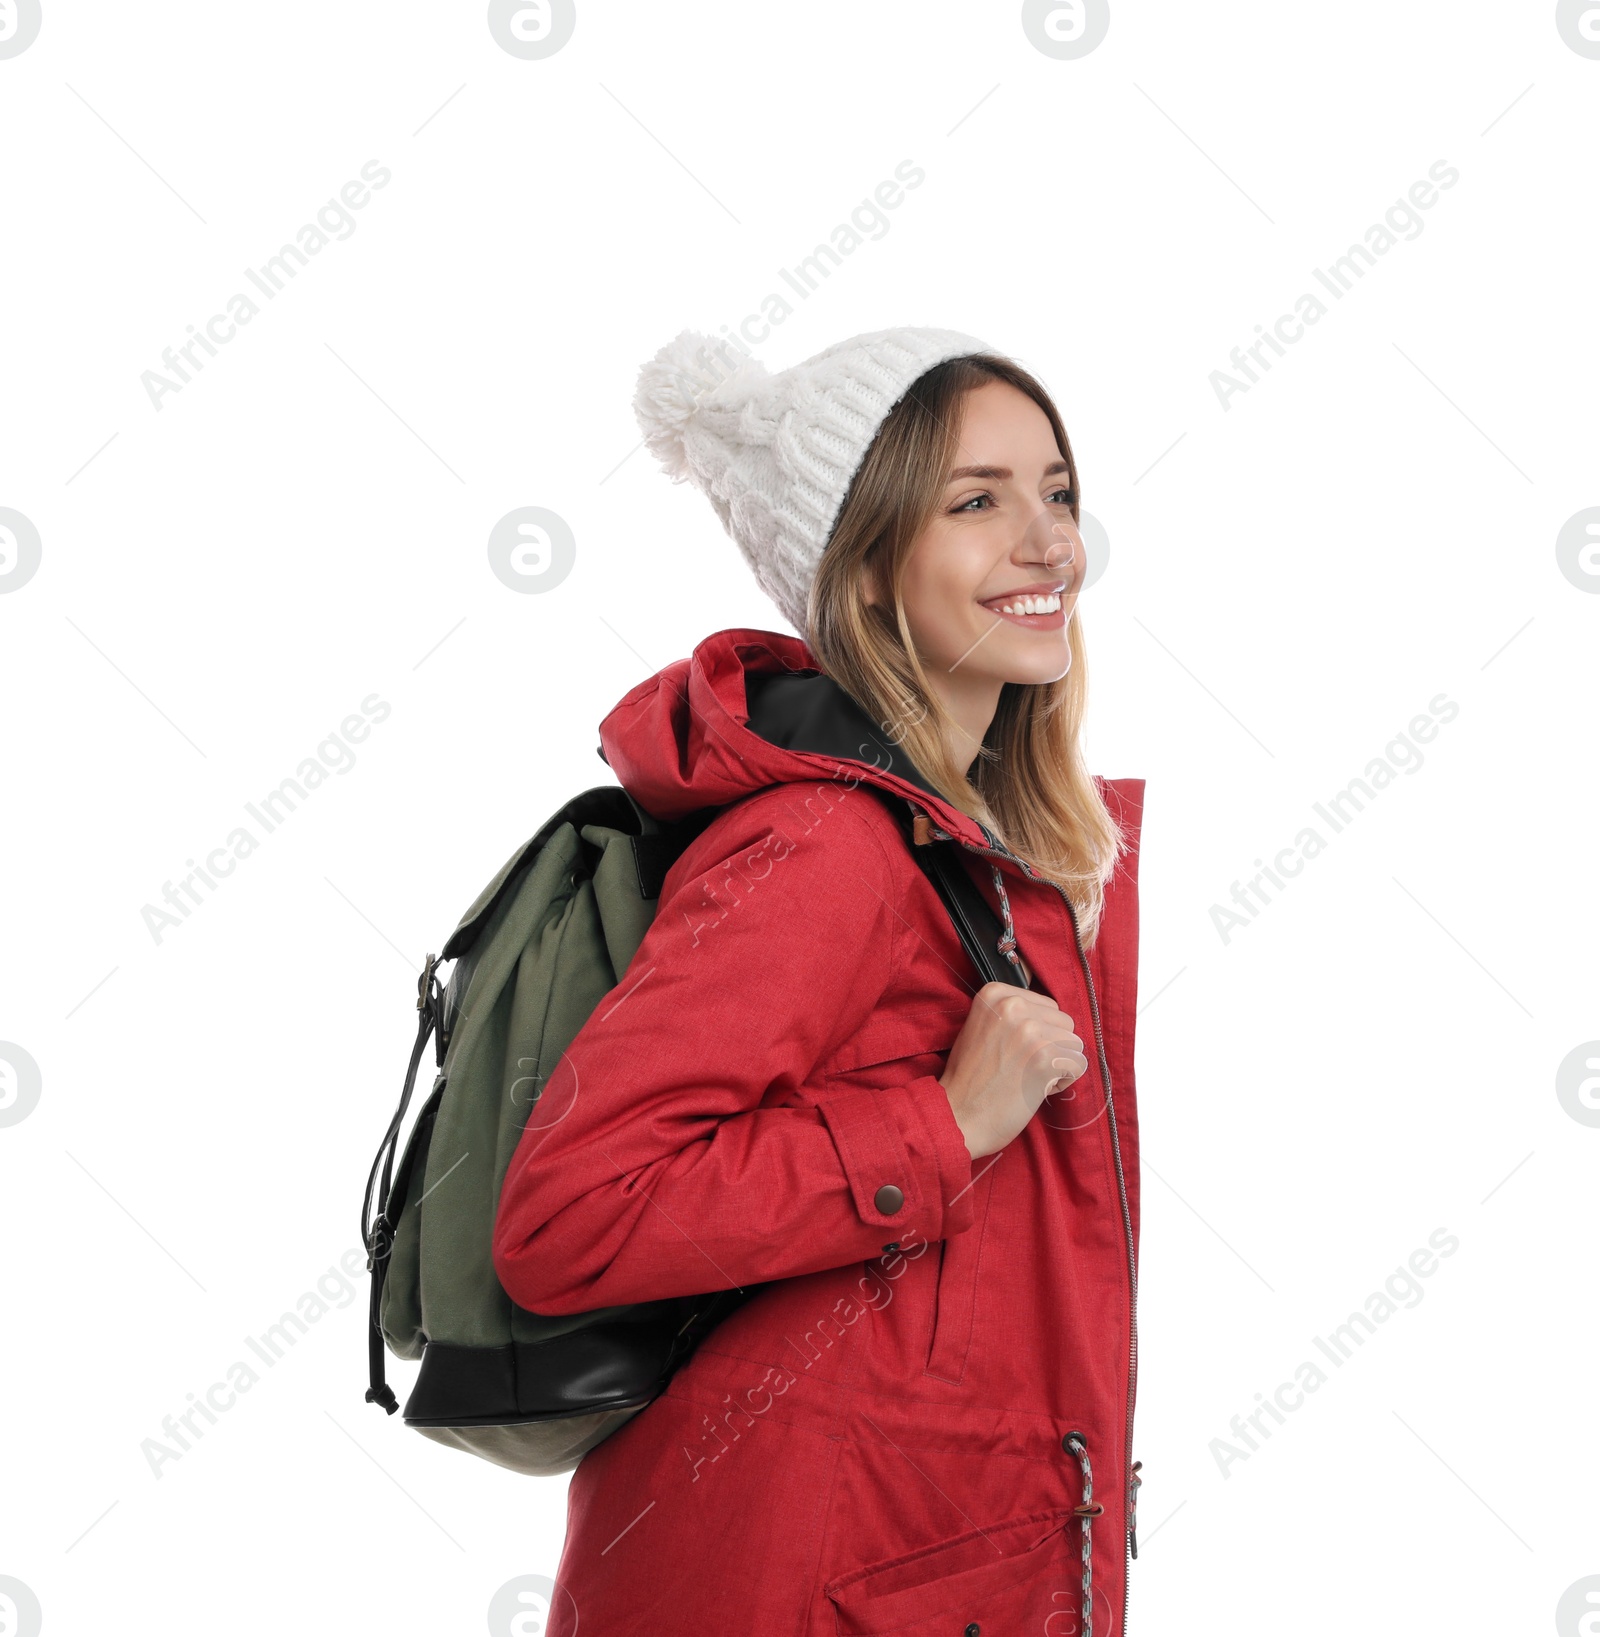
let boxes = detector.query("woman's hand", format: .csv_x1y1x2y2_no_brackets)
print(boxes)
938,982,1090,1160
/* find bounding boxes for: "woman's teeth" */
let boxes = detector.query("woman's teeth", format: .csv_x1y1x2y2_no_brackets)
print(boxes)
990,593,1061,615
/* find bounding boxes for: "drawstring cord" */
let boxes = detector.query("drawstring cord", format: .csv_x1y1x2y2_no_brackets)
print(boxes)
987,862,1028,983
1063,1431,1101,1637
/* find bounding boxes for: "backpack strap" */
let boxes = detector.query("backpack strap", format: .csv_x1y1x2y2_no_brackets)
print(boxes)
870,792,1028,991
361,954,444,1415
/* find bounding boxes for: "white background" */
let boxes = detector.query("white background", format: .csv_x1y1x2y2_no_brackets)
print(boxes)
2,2,1597,1633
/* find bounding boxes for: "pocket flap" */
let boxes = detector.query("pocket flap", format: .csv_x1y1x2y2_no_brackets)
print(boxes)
824,1506,1078,1635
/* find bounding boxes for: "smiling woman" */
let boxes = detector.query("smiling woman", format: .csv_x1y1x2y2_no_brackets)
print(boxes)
494,324,1146,1637
810,348,1119,940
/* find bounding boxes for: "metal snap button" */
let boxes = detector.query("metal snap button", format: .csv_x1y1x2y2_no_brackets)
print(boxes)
873,1183,904,1214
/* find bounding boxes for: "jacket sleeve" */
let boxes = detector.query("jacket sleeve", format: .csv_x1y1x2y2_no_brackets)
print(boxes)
491,787,977,1315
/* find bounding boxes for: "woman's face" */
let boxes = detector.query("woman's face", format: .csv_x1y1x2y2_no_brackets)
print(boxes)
881,379,1083,694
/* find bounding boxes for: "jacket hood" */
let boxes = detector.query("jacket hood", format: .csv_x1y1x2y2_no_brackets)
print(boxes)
596,627,992,848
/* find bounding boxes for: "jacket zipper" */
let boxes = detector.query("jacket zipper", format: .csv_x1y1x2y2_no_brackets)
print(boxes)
915,807,1140,1637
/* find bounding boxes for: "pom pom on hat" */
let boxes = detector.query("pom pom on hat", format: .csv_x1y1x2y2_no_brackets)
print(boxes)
633,329,769,484
631,323,997,634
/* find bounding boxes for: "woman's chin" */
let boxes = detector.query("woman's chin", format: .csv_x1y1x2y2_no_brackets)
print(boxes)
991,629,1072,685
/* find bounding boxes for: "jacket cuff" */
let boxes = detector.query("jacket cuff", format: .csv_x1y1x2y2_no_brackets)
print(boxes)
817,1077,977,1245
902,1073,978,1238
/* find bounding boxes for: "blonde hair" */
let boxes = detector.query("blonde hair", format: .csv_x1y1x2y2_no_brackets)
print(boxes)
806,353,1128,946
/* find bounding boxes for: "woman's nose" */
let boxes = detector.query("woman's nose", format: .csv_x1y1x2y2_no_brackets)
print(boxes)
1017,507,1079,579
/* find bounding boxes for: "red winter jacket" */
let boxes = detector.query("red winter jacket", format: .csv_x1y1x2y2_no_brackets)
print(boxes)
492,628,1145,1637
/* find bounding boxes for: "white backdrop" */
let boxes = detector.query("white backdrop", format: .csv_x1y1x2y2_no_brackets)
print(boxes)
2,2,1597,1633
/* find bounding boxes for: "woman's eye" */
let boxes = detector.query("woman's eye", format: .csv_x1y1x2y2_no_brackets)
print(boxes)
951,486,1074,514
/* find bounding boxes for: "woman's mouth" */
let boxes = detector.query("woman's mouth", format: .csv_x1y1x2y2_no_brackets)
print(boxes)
979,589,1066,630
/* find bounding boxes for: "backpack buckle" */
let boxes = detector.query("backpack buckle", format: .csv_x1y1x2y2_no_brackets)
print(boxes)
365,1213,393,1270
417,952,437,1011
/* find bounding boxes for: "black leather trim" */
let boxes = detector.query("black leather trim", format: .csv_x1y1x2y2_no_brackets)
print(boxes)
403,1290,753,1426
403,1323,677,1425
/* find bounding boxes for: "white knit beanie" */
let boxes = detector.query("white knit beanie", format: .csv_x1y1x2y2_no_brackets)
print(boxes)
632,324,996,635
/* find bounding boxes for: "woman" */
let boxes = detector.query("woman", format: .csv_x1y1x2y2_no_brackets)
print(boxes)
492,326,1146,1637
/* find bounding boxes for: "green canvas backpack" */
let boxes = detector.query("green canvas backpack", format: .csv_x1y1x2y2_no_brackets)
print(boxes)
359,780,1017,1477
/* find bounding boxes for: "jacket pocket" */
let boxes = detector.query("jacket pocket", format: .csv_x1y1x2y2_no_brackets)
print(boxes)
823,1506,1080,1636
923,1152,995,1383
809,1009,992,1383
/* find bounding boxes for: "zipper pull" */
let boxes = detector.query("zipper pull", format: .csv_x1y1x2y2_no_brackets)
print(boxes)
1128,1459,1143,1559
